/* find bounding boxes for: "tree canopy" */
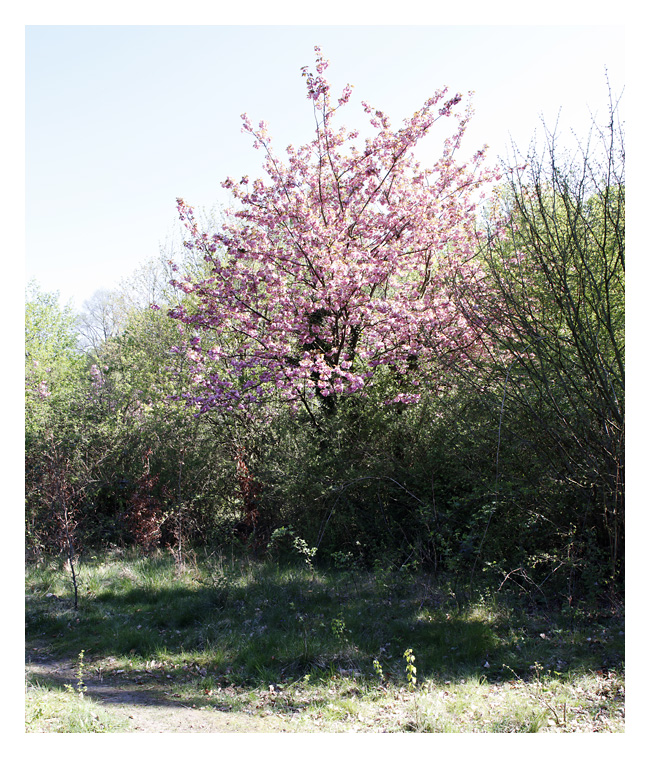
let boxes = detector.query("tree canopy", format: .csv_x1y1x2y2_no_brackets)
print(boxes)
167,48,501,418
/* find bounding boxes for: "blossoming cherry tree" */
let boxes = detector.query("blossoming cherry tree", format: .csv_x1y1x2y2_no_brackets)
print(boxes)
167,48,499,417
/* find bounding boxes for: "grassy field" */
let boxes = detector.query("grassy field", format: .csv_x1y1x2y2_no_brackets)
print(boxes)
25,549,624,733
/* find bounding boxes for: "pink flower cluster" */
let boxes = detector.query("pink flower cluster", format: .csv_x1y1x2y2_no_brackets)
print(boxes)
89,363,106,389
169,48,500,414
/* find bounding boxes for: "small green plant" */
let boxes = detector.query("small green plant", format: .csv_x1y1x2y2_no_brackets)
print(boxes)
267,526,317,571
64,649,87,698
403,648,417,690
403,647,421,730
372,658,384,681
293,536,317,571
331,613,347,642
267,525,294,552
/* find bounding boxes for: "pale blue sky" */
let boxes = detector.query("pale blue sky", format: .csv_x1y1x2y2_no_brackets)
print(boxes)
25,24,625,310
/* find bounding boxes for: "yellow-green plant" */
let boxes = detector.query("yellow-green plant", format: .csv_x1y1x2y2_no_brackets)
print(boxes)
331,613,347,642
403,648,417,690
64,650,87,699
403,648,421,730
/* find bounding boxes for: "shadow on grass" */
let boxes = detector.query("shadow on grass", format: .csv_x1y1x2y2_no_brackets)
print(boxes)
25,665,219,713
25,558,625,700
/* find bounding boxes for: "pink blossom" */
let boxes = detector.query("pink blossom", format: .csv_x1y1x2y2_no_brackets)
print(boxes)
169,49,501,414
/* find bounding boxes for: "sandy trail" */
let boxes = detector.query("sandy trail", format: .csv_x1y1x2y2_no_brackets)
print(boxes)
25,652,293,733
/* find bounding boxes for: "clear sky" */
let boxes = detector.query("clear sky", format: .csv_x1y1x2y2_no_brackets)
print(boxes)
25,22,625,311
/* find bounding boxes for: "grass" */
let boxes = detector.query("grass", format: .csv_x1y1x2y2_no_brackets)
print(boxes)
25,548,625,732
25,647,132,733
25,680,133,733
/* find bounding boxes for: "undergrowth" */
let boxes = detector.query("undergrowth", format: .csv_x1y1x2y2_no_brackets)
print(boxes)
25,549,624,732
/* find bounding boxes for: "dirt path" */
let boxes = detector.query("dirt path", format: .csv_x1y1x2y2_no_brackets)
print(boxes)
25,651,296,733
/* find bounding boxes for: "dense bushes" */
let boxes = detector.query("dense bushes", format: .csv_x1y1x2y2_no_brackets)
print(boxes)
24,272,624,600
25,61,623,603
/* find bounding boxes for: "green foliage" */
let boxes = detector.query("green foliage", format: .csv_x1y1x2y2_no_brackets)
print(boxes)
24,93,625,603
25,281,85,442
25,553,624,732
472,104,625,587
25,266,244,556
403,648,417,690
